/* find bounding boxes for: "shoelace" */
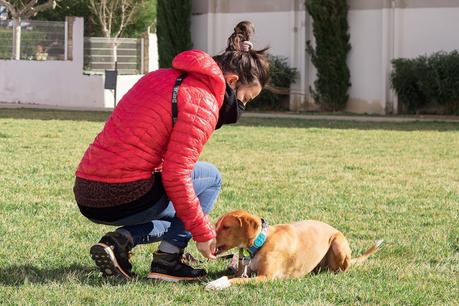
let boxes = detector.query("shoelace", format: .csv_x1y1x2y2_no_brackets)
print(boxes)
182,253,201,264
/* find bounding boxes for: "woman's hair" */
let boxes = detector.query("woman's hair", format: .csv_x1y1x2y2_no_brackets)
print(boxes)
213,21,270,87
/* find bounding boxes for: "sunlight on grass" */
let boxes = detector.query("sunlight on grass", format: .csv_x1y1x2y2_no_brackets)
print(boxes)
0,109,458,305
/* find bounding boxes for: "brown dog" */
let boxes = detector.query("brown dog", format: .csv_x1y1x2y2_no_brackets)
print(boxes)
206,210,383,290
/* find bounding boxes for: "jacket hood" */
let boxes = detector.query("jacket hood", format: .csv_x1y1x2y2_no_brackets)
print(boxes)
172,50,226,106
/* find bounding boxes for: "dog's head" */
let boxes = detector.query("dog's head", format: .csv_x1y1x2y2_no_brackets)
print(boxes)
214,210,262,255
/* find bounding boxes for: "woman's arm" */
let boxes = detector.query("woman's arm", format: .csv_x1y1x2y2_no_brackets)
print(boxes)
161,89,218,243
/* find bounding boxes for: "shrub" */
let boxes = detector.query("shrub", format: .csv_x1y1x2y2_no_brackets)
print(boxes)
391,51,459,114
306,0,351,112
156,0,192,68
249,55,297,111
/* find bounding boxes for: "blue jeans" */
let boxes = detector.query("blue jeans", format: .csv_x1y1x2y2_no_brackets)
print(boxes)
107,162,221,249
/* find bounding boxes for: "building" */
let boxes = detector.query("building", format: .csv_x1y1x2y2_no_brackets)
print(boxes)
191,0,459,114
0,6,8,20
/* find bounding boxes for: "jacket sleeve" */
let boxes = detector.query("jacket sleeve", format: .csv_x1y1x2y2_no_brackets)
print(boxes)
161,89,218,242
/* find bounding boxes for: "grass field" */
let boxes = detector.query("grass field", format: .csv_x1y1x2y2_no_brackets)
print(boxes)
0,109,458,305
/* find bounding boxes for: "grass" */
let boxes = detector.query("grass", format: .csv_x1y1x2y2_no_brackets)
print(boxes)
0,109,458,305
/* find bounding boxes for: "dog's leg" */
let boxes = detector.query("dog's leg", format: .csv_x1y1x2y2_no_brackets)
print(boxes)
326,233,352,272
205,275,268,290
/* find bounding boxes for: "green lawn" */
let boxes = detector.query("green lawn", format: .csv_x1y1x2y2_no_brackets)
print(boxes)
0,109,458,305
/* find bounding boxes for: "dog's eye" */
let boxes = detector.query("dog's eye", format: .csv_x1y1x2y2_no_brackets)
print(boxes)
222,225,230,230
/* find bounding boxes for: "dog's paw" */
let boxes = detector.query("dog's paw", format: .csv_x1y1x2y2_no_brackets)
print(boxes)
205,276,231,290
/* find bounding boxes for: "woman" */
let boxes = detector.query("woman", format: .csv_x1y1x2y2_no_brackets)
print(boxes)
74,21,269,281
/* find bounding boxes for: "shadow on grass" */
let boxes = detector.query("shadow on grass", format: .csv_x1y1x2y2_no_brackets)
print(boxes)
0,264,120,286
0,108,110,123
237,117,459,132
0,263,230,287
1,108,458,131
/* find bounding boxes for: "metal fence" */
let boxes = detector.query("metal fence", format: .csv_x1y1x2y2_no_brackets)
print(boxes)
0,20,65,60
84,37,144,75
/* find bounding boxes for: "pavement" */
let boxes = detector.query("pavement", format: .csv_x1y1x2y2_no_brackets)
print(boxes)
244,112,459,123
1,102,458,123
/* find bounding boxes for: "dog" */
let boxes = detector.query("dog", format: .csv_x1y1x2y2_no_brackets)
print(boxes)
206,210,383,290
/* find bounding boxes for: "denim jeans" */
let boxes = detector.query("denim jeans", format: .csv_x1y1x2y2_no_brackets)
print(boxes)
105,162,221,249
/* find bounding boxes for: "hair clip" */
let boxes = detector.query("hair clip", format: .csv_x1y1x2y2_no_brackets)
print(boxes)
240,41,253,52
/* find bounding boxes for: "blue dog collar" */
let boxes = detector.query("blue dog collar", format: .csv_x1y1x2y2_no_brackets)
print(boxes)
247,218,269,257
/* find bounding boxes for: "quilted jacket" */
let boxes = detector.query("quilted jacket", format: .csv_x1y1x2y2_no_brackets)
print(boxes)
75,50,226,242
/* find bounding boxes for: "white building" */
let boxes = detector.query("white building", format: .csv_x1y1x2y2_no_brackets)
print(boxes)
191,0,459,114
0,6,8,20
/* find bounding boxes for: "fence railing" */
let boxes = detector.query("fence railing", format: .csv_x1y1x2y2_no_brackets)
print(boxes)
84,37,144,75
0,19,65,60
0,18,149,75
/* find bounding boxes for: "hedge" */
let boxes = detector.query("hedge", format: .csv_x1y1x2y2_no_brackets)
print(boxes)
249,55,297,111
391,51,459,114
156,0,192,68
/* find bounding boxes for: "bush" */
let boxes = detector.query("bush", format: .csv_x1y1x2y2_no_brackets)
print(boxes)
249,55,297,111
391,51,459,114
156,0,192,68
306,0,351,112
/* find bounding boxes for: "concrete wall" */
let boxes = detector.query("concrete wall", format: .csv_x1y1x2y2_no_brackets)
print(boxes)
346,3,459,114
191,0,459,114
191,0,308,111
0,18,159,110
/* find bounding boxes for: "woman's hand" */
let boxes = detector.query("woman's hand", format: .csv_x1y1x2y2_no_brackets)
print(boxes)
196,238,217,259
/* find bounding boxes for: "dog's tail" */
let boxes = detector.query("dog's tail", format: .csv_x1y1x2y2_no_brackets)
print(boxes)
350,239,384,265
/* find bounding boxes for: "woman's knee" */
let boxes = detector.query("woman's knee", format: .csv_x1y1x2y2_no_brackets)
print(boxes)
193,161,222,188
192,162,222,214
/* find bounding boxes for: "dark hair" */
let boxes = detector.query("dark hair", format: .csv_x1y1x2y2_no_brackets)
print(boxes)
213,21,270,87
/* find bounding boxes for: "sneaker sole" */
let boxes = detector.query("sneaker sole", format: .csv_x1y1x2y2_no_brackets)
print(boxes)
90,243,131,280
147,272,204,282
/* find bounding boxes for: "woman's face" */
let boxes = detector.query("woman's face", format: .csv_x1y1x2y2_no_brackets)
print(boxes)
235,83,262,105
225,74,262,105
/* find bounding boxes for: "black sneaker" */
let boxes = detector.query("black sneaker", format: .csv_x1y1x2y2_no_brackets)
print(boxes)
148,251,207,282
89,231,134,280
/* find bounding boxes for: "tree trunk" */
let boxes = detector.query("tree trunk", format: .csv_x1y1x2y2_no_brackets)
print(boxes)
112,41,118,70
13,17,21,60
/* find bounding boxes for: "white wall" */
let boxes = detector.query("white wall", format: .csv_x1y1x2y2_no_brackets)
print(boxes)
0,18,158,110
191,1,459,114
148,33,159,72
345,9,386,114
191,8,308,111
396,7,459,59
344,6,459,114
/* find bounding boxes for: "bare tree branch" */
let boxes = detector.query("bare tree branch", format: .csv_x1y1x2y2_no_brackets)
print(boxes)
18,0,38,17
89,0,109,37
0,0,18,17
27,0,56,17
90,0,146,39
0,0,57,18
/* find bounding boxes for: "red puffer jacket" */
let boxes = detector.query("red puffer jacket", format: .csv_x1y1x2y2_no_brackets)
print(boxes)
76,50,226,242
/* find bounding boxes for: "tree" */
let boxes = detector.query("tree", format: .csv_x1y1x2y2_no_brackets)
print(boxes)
34,0,95,36
0,0,57,59
34,0,156,37
88,0,146,66
156,0,192,68
123,0,156,38
306,0,351,111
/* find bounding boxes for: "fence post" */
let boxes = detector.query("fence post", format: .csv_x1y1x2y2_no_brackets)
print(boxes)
12,17,21,60
65,16,75,61
142,32,149,74
140,37,145,74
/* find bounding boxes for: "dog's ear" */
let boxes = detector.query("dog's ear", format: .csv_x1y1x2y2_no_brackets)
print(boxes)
241,217,259,237
215,216,224,229
219,215,243,229
234,216,243,227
